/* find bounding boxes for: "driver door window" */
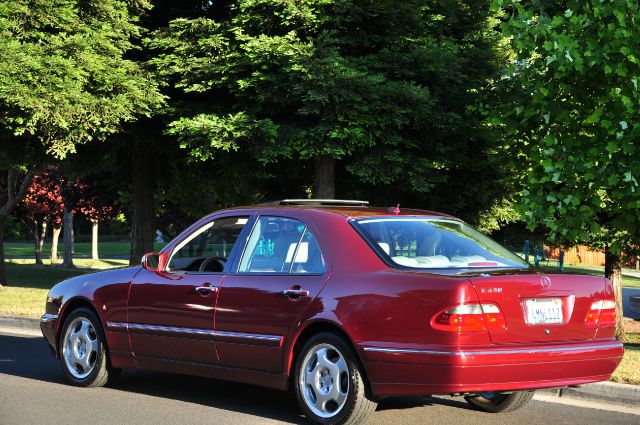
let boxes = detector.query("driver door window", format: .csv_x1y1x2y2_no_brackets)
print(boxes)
168,216,249,273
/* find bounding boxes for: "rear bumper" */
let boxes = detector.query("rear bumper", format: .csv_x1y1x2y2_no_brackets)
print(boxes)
360,340,624,397
40,313,59,357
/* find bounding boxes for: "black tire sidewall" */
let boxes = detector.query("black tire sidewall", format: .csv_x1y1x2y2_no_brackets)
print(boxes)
464,390,534,413
59,307,108,386
293,332,364,425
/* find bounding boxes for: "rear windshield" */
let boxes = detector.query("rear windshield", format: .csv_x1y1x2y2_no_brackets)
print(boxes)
353,217,528,270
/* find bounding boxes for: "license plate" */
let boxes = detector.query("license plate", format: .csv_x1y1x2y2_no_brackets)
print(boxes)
525,298,564,325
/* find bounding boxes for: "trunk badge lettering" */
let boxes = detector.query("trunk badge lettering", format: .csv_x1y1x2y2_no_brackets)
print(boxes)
541,276,552,288
481,287,503,294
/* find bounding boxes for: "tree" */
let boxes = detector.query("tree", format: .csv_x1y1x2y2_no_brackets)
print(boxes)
20,172,64,264
148,0,505,202
489,0,640,339
0,0,164,283
77,178,118,261
0,168,35,282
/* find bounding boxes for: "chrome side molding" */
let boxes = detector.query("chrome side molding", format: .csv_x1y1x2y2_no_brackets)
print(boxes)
106,321,282,347
363,342,624,356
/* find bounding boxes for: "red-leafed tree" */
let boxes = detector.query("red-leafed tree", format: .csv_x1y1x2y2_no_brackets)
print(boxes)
19,172,119,266
77,181,118,261
20,173,64,264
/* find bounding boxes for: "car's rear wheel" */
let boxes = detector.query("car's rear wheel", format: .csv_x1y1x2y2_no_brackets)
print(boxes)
60,307,118,387
294,333,377,425
464,390,534,413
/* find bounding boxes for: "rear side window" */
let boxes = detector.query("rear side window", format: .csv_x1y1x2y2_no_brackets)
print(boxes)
238,216,326,274
353,217,527,270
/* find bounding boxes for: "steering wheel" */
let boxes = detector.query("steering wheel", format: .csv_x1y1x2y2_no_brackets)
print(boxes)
198,256,227,273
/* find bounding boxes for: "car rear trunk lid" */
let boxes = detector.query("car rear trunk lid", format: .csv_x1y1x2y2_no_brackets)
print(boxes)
467,273,607,344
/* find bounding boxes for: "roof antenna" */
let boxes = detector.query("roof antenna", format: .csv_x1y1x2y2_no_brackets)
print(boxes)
388,204,401,215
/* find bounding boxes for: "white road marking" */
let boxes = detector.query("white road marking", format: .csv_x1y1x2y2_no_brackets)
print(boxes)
0,359,14,362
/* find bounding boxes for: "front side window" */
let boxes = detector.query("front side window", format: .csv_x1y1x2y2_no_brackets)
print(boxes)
239,216,326,274
353,217,528,270
167,216,249,273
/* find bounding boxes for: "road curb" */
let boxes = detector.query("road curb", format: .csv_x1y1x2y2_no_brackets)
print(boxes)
0,315,41,335
538,381,640,408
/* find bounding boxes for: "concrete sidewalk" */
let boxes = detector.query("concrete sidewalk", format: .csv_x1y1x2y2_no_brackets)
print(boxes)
1,314,639,411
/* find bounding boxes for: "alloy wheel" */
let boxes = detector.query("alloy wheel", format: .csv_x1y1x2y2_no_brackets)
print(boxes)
62,317,99,379
299,343,350,418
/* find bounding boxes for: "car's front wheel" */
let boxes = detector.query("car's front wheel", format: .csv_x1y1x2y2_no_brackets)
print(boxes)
60,307,118,387
294,333,377,425
464,390,534,413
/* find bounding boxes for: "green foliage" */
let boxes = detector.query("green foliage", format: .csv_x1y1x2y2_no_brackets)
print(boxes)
0,0,164,158
490,0,640,254
148,0,507,214
476,197,520,233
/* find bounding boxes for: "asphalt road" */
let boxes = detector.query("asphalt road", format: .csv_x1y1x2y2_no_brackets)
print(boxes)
0,332,637,425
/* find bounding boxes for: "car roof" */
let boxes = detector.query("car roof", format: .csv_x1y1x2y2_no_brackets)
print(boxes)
224,204,457,220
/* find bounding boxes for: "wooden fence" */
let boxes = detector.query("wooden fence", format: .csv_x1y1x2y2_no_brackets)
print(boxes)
545,246,605,267
545,245,639,269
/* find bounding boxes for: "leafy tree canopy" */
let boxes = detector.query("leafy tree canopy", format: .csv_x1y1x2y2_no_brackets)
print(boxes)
490,0,640,256
148,0,506,209
0,0,165,159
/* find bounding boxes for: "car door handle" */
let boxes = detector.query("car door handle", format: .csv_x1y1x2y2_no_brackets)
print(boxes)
195,284,218,295
283,288,309,298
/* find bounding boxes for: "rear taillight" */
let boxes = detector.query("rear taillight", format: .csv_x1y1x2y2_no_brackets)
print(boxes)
585,299,616,327
431,303,507,333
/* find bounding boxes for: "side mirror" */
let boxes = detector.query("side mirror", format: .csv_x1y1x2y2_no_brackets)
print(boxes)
141,252,167,272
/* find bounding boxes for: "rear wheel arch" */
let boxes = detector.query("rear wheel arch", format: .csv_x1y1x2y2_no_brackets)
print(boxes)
287,321,371,392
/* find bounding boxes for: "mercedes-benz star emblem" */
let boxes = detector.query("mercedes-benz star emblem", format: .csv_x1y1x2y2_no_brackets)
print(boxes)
541,276,552,288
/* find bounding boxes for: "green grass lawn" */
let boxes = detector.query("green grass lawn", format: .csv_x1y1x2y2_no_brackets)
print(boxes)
0,260,127,317
515,253,640,288
0,262,89,317
4,241,167,258
538,263,640,288
611,332,640,385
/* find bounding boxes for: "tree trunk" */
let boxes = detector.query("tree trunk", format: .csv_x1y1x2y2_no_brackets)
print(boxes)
313,155,336,199
0,168,37,286
62,207,75,268
604,248,625,341
39,221,47,263
33,221,42,265
130,141,155,266
33,220,47,265
51,225,61,262
0,216,5,286
91,219,99,260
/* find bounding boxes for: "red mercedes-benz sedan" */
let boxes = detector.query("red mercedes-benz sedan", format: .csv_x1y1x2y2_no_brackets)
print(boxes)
41,200,623,425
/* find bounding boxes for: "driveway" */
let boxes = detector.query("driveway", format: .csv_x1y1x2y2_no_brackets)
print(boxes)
622,287,640,320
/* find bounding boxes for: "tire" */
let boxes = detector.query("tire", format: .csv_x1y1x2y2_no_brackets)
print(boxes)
464,391,534,413
59,307,118,387
293,332,377,425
